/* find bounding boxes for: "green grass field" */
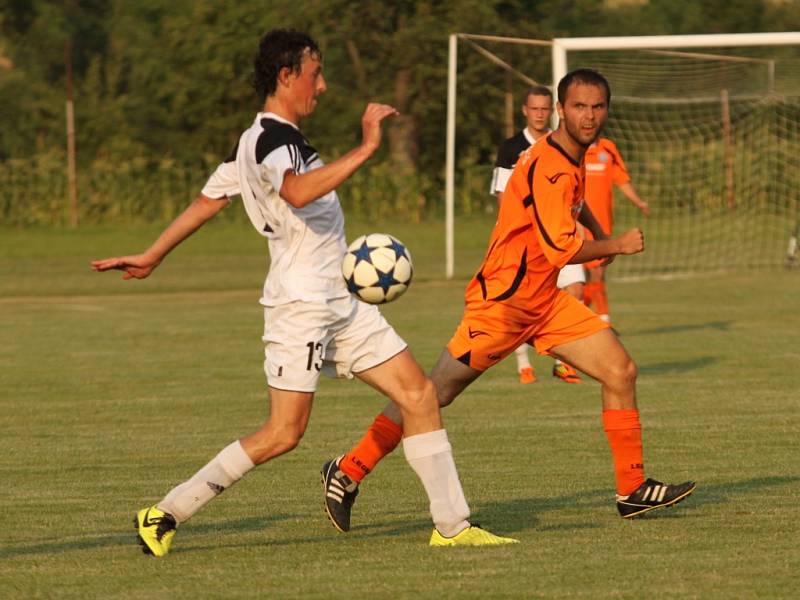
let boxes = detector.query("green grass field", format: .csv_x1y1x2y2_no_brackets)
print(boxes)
2,221,799,599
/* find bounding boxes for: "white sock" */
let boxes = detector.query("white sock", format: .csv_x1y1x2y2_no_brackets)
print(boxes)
158,440,255,523
403,429,470,537
514,345,531,371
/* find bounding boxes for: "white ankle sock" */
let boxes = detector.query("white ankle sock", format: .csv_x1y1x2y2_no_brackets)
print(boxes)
514,345,531,370
403,429,470,537
158,440,255,523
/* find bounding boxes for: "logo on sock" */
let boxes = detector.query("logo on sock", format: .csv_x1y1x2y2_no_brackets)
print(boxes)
207,482,226,495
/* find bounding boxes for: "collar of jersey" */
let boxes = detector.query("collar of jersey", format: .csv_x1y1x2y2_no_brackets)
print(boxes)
256,111,299,130
523,127,550,146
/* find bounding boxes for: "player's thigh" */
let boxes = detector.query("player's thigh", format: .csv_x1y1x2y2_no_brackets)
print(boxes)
355,348,432,404
326,301,408,383
429,348,483,406
265,386,315,433
550,328,634,384
587,264,606,282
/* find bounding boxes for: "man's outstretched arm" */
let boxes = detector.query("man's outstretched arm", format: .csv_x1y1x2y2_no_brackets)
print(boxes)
91,194,229,279
279,103,397,208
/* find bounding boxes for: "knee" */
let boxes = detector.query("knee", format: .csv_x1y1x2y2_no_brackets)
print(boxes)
399,377,439,416
248,422,306,462
604,357,637,391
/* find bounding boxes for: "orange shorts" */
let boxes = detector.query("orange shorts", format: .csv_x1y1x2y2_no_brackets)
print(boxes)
447,290,609,371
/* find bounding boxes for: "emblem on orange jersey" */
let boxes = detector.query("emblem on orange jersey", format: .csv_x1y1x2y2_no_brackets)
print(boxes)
545,172,569,184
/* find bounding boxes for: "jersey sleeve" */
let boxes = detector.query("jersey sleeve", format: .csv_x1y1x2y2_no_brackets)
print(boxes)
491,139,519,194
607,142,631,186
530,168,584,268
261,145,301,195
201,160,240,199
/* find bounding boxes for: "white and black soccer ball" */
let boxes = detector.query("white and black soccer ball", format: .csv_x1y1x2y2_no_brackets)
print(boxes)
342,233,413,304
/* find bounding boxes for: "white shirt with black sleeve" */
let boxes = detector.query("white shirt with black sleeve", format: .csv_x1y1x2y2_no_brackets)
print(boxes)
490,128,551,195
201,112,350,307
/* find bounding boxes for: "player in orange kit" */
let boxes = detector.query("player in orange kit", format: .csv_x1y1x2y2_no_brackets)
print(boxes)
321,69,695,536
583,138,650,324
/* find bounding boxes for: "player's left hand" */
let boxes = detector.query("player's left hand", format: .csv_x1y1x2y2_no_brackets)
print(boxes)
91,253,161,280
638,201,651,216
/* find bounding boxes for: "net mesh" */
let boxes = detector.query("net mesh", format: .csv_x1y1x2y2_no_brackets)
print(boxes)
573,49,800,277
454,40,800,278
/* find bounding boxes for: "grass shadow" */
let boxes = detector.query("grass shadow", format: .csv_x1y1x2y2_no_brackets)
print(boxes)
628,320,732,336
0,514,299,559
638,355,717,375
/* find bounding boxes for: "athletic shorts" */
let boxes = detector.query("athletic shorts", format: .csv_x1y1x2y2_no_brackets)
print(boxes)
447,290,609,371
262,297,407,393
556,263,585,288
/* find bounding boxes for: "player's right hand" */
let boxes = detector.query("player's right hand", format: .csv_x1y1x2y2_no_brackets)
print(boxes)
90,254,160,280
361,103,399,154
616,228,644,255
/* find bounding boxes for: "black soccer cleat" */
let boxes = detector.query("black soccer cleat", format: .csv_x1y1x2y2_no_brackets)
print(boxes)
321,456,359,533
617,478,696,518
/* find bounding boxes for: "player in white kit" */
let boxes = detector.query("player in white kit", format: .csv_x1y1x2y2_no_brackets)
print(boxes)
92,29,516,555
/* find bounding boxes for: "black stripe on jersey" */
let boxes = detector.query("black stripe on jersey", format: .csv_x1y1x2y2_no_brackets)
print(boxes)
224,140,239,163
546,136,581,168
522,158,538,208
532,195,566,253
489,247,527,302
476,271,488,300
256,118,319,165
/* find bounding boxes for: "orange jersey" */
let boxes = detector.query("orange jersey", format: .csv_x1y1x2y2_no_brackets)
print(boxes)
466,134,585,317
584,138,630,237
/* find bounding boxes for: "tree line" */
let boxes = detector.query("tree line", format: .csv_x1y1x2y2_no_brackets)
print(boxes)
0,0,798,224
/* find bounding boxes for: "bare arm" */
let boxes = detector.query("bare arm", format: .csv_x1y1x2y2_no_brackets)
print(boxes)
91,194,229,279
568,228,644,264
280,103,398,208
618,181,650,216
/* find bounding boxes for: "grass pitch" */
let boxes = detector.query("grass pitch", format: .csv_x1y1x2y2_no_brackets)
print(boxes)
1,221,799,599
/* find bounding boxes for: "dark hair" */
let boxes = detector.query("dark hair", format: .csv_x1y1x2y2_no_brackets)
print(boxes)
252,29,321,99
557,69,611,105
523,85,553,104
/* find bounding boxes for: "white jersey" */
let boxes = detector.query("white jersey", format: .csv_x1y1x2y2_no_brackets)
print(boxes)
202,112,350,307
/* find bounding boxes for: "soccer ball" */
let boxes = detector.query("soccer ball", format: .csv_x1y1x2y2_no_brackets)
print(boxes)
342,233,413,304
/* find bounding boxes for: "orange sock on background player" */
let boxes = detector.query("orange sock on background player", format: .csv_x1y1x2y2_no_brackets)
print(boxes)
583,281,599,308
602,409,645,496
593,281,609,317
339,414,403,483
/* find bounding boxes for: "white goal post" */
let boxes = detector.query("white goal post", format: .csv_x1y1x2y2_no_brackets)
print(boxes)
445,31,800,278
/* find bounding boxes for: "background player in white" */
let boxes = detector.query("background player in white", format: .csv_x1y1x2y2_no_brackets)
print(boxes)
491,86,584,384
92,29,515,555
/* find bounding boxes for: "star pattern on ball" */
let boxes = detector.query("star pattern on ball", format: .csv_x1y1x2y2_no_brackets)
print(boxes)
388,238,406,260
352,240,373,266
375,266,401,292
345,273,361,294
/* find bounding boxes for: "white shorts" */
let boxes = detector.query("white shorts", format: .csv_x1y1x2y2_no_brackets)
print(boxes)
557,263,585,289
262,297,407,393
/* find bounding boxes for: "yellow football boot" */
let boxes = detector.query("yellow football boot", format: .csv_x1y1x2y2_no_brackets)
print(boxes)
134,505,177,557
430,525,519,547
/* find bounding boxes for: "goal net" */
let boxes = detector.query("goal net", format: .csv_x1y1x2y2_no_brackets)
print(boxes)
446,33,800,279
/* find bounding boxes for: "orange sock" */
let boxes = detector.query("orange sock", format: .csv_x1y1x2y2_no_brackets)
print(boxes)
583,281,596,307
339,414,403,483
594,281,609,316
602,409,645,496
